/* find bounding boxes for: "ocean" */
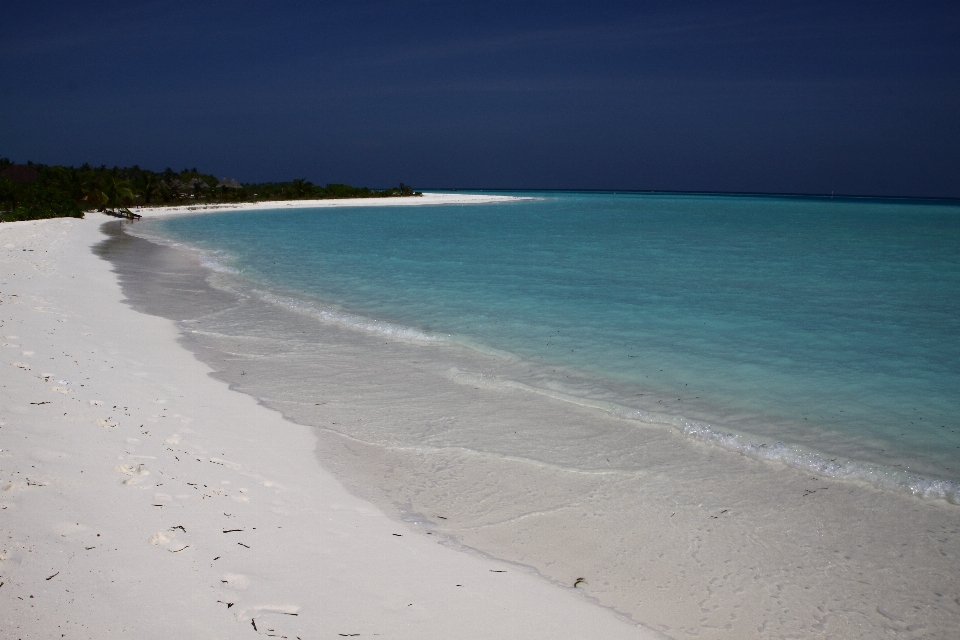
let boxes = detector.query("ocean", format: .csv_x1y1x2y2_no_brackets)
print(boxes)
148,191,960,501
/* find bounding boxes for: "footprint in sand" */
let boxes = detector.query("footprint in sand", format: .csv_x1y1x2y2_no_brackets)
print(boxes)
148,531,190,552
236,604,301,624
115,464,149,476
149,531,174,546
115,463,149,485
221,573,251,590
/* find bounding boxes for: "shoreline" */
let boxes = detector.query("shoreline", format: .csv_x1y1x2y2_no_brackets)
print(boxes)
132,191,531,218
134,199,960,506
102,216,960,637
1,214,653,638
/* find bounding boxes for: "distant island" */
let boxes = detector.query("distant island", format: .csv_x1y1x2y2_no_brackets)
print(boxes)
0,158,421,222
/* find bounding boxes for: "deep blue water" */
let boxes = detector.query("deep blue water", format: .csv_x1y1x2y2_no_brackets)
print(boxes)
151,192,960,493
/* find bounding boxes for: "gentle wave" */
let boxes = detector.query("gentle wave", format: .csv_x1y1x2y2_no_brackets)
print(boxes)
198,252,241,274
678,421,960,505
257,291,438,341
127,225,243,275
447,368,960,505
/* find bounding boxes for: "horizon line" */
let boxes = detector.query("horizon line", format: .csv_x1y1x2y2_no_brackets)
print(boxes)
416,187,960,203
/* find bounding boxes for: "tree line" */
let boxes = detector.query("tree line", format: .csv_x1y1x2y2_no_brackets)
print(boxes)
0,158,421,222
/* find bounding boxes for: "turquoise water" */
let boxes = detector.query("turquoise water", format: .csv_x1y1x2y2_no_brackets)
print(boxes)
152,192,960,497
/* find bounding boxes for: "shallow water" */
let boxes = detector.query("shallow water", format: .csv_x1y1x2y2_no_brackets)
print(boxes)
151,192,960,493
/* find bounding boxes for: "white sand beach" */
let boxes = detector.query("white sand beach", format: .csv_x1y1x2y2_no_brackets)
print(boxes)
134,192,528,217
1,198,654,639
4,196,958,639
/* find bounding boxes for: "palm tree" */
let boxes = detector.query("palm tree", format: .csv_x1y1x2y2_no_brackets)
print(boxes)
133,174,162,205
84,173,135,217
80,173,108,211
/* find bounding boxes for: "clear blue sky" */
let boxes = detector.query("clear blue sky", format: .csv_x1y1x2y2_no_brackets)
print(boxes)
3,1,959,196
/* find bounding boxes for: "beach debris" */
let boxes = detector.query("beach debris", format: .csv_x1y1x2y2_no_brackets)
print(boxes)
238,542,250,548
489,569,506,573
46,572,59,581
251,618,257,631
573,577,586,588
392,533,402,537
223,529,243,533
170,525,186,533
216,600,235,608
29,401,50,405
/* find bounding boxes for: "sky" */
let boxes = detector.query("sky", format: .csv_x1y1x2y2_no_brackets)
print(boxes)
3,1,959,196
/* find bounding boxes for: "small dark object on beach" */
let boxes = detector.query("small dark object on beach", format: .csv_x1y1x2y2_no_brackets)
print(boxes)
573,578,586,588
46,572,59,580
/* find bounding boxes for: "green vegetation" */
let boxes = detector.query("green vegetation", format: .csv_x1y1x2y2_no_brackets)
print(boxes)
0,157,421,223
